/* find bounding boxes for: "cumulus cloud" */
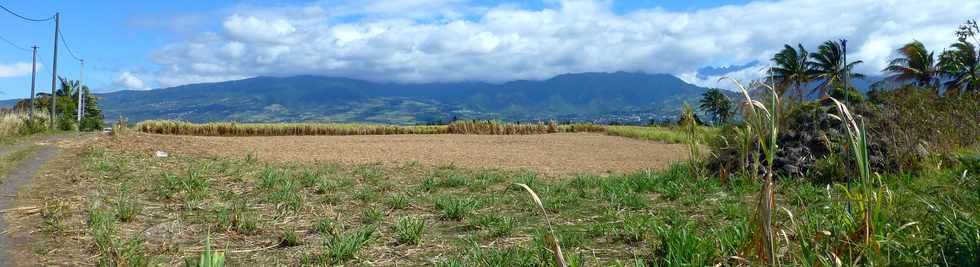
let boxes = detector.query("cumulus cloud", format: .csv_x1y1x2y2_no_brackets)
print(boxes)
0,62,36,78
114,72,150,90
149,0,980,88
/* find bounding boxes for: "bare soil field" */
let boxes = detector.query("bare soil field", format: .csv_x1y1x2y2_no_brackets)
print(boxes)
114,133,689,174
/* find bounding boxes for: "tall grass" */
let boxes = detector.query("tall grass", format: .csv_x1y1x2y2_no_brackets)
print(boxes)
681,103,703,178
606,125,719,144
724,77,779,265
0,109,49,140
514,183,567,267
136,120,608,137
829,98,881,249
137,120,446,136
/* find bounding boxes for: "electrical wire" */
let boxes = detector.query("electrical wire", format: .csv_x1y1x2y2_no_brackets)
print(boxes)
0,33,30,52
0,3,55,22
57,27,81,61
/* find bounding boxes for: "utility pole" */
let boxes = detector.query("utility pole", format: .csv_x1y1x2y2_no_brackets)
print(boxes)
29,45,37,121
842,39,849,105
49,12,59,129
77,59,83,124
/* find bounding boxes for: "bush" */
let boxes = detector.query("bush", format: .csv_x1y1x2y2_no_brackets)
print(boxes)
18,117,47,135
865,87,979,171
709,87,979,178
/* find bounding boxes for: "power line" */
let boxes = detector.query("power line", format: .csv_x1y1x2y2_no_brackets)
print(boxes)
36,53,54,79
0,3,55,22
57,27,81,61
0,33,30,52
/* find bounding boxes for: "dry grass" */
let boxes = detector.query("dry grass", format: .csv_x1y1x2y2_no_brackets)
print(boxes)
136,120,446,136
1,109,49,141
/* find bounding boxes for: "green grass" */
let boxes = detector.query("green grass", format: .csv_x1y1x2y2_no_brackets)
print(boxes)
434,195,479,221
606,125,719,144
384,193,410,210
0,146,35,177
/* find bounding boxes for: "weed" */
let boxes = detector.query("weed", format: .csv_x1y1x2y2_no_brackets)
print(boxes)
231,203,259,235
418,177,438,193
615,212,655,244
361,207,385,224
384,193,410,210
440,174,470,188
394,216,426,245
114,197,142,222
354,186,381,202
185,235,225,267
279,228,302,247
434,195,479,221
514,183,568,266
313,218,337,235
476,214,518,238
653,221,715,267
322,226,376,264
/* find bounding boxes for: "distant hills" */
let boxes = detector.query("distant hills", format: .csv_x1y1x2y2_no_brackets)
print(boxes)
3,72,716,124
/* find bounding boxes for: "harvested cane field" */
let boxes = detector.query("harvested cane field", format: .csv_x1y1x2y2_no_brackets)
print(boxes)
136,120,608,137
111,132,689,174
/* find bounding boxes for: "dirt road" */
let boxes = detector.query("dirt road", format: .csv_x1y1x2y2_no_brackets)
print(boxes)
0,133,82,266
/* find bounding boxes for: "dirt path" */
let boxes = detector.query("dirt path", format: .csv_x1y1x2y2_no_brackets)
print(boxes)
0,133,82,266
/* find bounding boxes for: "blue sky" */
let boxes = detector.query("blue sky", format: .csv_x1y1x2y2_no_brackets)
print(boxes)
0,0,976,100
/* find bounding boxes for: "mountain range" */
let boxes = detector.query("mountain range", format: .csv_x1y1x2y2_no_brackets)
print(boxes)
4,72,716,124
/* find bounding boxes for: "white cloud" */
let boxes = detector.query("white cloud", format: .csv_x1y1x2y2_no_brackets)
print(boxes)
0,62,36,78
114,72,150,90
150,0,980,88
223,14,297,43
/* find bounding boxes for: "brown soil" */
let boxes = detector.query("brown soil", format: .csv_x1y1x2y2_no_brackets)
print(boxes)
115,133,689,174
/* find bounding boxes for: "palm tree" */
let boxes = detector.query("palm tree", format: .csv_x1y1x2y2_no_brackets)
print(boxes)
939,40,979,95
884,41,940,90
810,40,865,97
699,88,734,125
770,44,812,102
56,77,80,97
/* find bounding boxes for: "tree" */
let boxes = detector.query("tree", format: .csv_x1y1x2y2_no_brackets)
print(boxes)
809,40,864,97
79,86,105,130
770,44,813,102
56,77,80,97
938,20,980,95
699,88,734,125
939,41,979,95
884,41,940,90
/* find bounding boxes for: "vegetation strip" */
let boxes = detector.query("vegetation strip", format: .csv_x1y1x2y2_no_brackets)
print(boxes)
0,147,36,177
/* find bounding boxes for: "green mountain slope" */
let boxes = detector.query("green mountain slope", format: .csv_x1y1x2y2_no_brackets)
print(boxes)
93,72,711,124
